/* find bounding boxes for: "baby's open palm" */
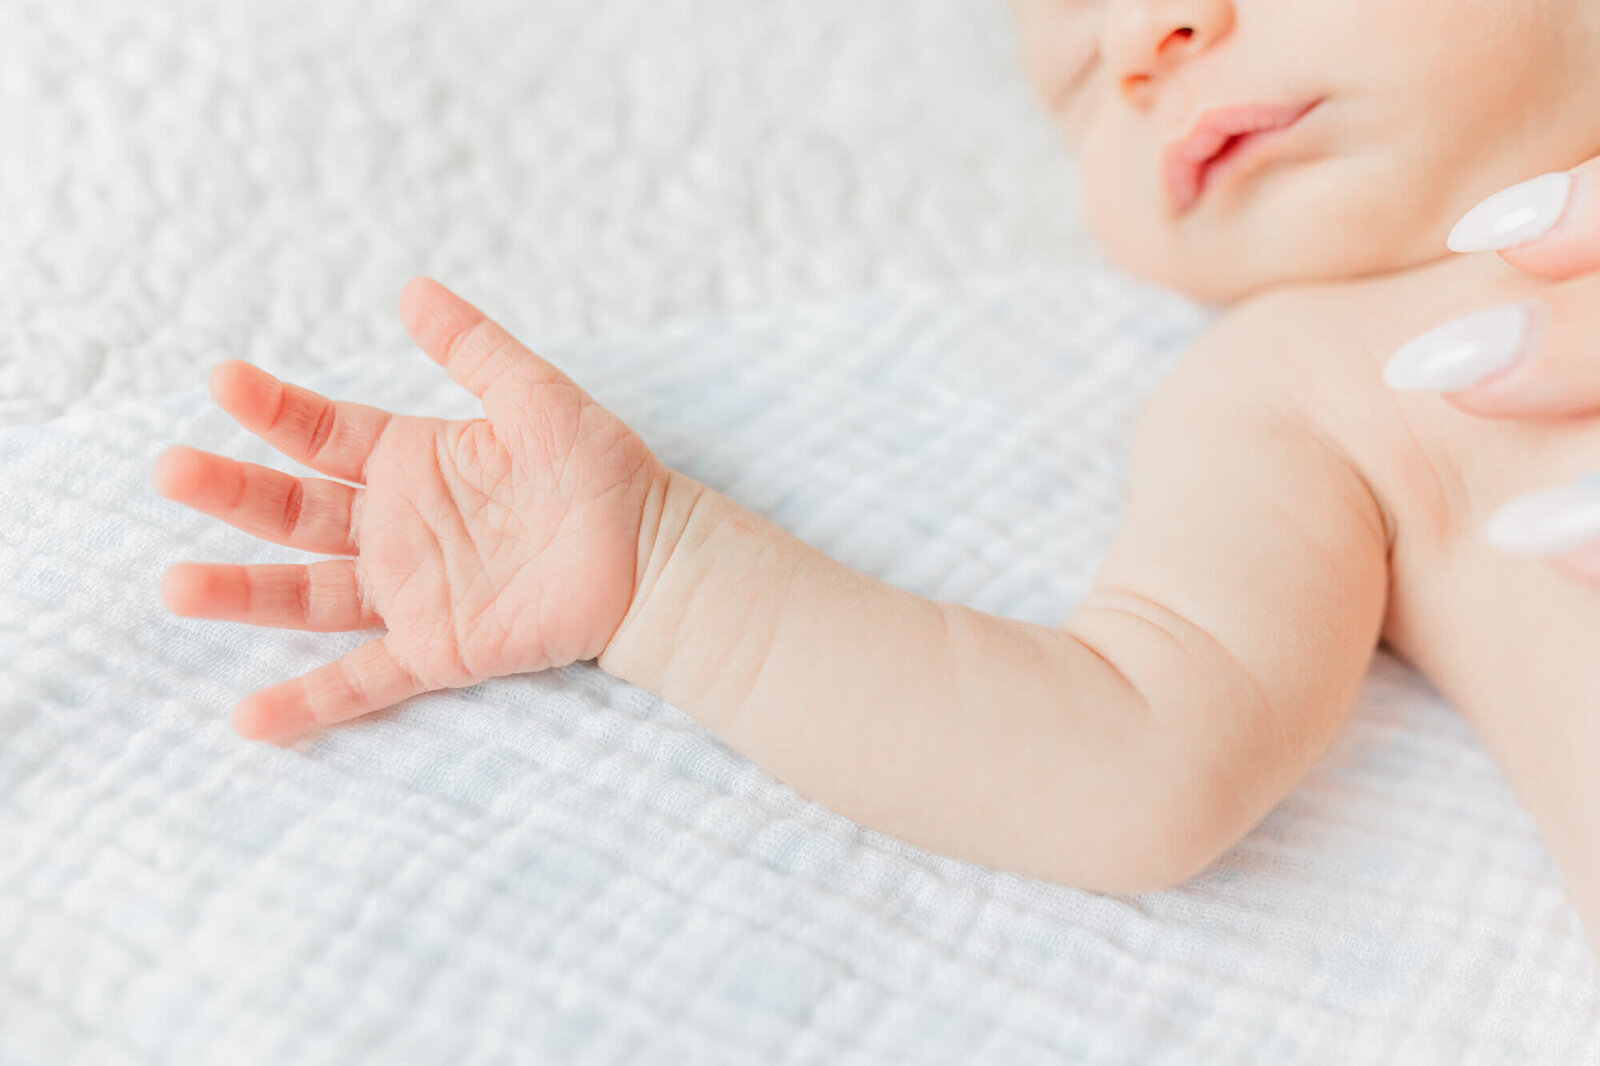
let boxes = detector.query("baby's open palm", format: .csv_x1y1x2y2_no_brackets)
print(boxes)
156,279,668,741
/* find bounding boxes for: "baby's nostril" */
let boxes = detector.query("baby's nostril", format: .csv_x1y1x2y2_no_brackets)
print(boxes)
1158,26,1195,56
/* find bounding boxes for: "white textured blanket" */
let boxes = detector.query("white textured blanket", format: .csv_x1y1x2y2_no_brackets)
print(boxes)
3,273,1596,1064
2,0,1090,428
7,0,1600,1060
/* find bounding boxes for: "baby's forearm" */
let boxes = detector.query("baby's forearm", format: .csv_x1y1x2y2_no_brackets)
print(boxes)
600,473,1226,891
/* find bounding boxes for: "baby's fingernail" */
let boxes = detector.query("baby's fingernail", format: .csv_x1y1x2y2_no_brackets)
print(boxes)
1448,171,1573,253
1382,303,1530,392
1484,475,1600,556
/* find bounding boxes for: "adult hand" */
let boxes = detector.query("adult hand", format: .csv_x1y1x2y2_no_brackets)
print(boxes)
1382,157,1600,579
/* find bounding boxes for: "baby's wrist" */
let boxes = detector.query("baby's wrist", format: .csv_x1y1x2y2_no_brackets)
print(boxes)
596,470,804,727
598,468,724,694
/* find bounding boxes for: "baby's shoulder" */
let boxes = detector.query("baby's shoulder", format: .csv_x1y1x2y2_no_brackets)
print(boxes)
1183,275,1400,386
1145,262,1523,543
1176,257,1564,549
1143,278,1378,433
1164,256,1550,445
1190,256,1550,383
1126,280,1390,512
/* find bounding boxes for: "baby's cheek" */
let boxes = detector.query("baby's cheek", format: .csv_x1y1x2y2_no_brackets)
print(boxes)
1078,151,1142,261
1079,173,1188,293
1073,123,1193,292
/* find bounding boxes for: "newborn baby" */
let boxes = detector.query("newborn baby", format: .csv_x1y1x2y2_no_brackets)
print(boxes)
154,0,1600,947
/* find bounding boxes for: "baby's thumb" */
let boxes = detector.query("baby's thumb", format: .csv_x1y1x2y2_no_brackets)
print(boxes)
1447,157,1600,278
398,277,581,421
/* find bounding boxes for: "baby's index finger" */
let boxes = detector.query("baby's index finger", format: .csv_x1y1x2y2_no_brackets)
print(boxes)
208,360,394,485
1450,157,1600,278
208,359,274,420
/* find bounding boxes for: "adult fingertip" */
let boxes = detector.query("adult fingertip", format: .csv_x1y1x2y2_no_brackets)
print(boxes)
1447,171,1574,254
1484,475,1600,557
1494,159,1600,277
1552,541,1600,586
1381,303,1531,392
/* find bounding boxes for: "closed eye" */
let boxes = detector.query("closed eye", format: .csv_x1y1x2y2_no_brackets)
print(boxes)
1051,46,1101,114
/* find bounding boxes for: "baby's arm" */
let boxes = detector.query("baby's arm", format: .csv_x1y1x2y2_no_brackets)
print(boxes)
601,309,1393,891
159,282,1389,894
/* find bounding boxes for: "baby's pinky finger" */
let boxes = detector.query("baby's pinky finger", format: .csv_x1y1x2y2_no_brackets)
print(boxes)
233,635,429,742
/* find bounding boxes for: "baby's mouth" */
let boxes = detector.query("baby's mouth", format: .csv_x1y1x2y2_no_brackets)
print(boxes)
1163,99,1324,215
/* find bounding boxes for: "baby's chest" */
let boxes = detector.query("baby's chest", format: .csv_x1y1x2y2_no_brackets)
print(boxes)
1376,394,1600,692
1370,400,1600,917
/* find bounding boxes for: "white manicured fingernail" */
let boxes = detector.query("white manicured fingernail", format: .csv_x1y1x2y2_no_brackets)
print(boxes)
1382,304,1530,392
1485,475,1600,556
1448,171,1573,253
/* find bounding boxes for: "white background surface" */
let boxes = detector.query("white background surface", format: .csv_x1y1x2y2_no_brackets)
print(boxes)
7,2,1599,1063
4,0,1093,425
9,274,1596,1064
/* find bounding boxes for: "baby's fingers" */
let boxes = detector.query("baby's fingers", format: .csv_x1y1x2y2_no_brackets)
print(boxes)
397,277,586,427
233,635,428,742
209,360,393,484
162,560,380,631
154,445,360,555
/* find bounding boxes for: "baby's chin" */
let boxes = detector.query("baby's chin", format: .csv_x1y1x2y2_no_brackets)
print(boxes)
1085,170,1467,304
1098,222,1454,306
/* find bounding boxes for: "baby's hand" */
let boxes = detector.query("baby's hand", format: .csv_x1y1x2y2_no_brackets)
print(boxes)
155,279,669,741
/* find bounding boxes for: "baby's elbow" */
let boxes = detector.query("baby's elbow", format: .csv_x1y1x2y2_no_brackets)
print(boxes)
1068,747,1249,895
1079,809,1231,896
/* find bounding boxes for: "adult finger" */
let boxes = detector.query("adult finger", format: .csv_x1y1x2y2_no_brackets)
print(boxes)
1482,475,1600,584
1552,541,1600,586
233,635,429,741
1448,157,1600,278
397,277,587,427
153,445,360,555
1383,273,1600,418
161,560,381,631
210,360,394,484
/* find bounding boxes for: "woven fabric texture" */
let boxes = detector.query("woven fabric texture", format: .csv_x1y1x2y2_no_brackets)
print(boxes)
3,273,1596,1065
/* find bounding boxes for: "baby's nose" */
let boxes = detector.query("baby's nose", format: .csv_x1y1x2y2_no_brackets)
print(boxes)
1101,0,1235,108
